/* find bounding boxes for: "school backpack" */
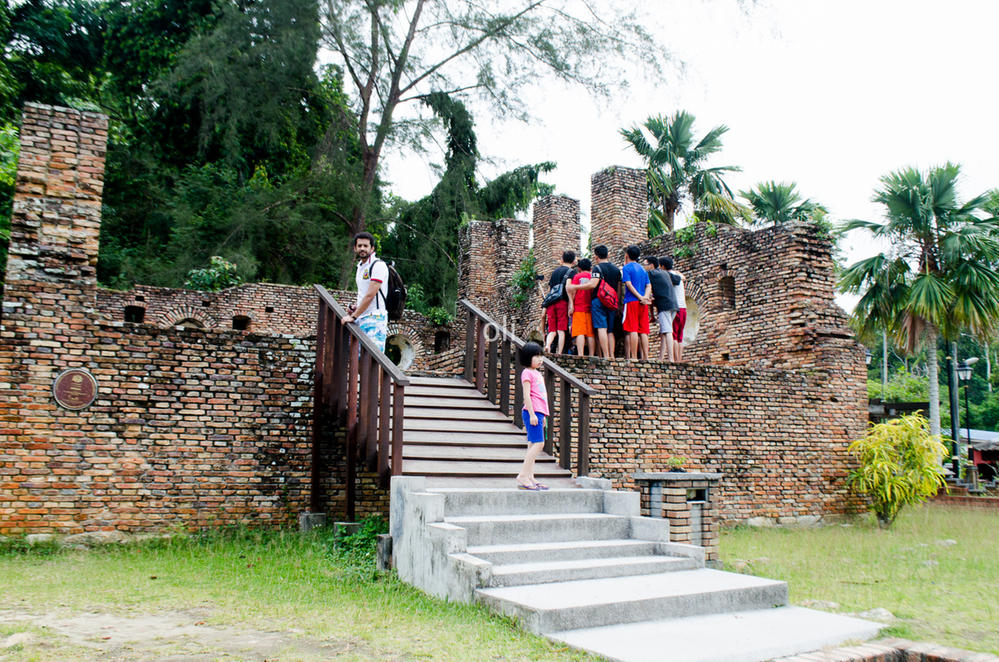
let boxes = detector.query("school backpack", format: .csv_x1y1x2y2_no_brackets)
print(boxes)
376,260,407,321
595,271,620,311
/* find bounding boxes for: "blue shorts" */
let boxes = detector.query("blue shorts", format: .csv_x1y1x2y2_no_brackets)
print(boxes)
521,410,546,443
591,298,614,330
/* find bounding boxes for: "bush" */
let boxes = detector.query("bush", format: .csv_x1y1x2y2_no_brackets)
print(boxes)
867,367,929,402
846,413,948,528
184,255,243,291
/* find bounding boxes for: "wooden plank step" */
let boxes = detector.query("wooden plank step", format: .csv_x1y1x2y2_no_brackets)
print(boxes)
403,445,554,461
405,386,487,399
404,419,518,433
404,431,526,445
408,376,473,385
403,397,498,410
404,407,510,422
401,459,572,477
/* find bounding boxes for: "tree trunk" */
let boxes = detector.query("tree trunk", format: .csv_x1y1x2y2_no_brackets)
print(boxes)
926,325,941,437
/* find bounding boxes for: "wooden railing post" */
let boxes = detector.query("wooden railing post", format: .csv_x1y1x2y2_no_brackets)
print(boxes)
475,319,486,393
309,299,329,513
464,309,475,382
559,377,571,470
378,368,391,485
358,349,371,461
499,335,511,416
345,334,359,522
366,358,380,471
392,382,405,476
513,364,524,429
544,369,556,455
487,333,498,404
578,392,590,476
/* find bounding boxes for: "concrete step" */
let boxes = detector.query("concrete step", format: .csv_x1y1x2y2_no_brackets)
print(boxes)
468,539,661,565
429,487,604,517
403,445,548,461
488,555,699,587
405,385,486,399
409,377,474,386
475,569,788,633
548,606,884,662
402,459,571,479
423,476,579,489
446,513,630,545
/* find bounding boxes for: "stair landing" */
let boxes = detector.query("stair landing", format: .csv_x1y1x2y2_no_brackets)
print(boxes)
402,376,572,484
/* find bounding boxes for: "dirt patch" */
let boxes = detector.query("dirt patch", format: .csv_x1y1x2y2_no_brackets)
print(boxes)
0,608,384,661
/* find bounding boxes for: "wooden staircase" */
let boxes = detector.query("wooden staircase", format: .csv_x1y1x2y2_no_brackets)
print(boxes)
401,376,573,484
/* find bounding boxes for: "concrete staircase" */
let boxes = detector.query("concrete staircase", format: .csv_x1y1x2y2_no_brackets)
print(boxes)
391,477,883,662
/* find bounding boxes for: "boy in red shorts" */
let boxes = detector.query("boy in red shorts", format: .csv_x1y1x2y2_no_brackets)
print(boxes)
620,245,651,360
543,251,575,354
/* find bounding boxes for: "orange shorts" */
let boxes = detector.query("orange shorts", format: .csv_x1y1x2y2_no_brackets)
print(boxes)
571,311,594,337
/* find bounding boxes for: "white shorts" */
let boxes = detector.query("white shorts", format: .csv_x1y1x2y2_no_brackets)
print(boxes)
657,310,676,334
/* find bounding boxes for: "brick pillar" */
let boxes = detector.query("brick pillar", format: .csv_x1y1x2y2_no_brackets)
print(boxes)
532,195,580,280
635,471,723,567
590,166,647,257
457,220,496,313
5,103,108,286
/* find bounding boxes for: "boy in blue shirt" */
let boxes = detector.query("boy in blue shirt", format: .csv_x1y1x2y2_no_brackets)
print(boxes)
621,245,651,359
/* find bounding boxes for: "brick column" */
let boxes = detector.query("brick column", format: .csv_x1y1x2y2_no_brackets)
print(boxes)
5,102,108,286
590,166,647,258
635,471,723,566
532,195,580,279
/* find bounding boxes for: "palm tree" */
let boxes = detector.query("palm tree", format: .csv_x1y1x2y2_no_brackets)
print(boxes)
621,110,748,236
740,181,828,226
839,163,999,437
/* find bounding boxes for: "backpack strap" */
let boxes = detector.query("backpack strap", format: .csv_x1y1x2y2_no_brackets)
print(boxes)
372,259,387,310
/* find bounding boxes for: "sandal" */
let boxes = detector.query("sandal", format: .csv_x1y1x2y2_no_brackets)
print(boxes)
517,483,541,491
534,482,549,490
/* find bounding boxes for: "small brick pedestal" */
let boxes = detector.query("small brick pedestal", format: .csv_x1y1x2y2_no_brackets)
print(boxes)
635,472,722,566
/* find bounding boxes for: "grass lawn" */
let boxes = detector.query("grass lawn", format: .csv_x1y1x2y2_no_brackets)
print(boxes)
1,527,598,661
720,504,999,655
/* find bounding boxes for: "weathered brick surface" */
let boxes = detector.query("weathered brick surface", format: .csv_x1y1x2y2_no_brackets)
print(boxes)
552,356,866,522
532,194,581,282
590,166,647,257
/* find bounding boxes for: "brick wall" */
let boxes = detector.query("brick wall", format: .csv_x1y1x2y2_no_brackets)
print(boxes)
551,356,866,522
590,166,647,256
532,194,581,280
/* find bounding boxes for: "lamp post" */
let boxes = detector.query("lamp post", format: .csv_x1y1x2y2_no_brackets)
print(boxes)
957,358,979,489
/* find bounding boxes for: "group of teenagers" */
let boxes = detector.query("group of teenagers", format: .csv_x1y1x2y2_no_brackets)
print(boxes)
542,244,688,363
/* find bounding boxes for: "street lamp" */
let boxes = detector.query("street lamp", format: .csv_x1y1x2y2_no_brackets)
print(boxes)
957,358,979,489
865,349,872,366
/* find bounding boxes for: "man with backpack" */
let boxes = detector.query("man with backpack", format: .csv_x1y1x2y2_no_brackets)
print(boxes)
643,256,679,362
590,245,621,359
344,232,389,352
543,250,575,354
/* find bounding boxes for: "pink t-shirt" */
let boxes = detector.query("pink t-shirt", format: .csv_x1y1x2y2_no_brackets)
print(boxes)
521,368,549,416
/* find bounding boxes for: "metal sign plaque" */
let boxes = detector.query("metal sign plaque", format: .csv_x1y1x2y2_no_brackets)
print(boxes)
52,368,98,410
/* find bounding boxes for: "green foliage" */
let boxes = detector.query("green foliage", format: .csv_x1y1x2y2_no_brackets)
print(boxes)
867,367,930,402
328,516,388,567
621,110,747,235
846,413,948,528
184,256,243,291
666,456,687,470
0,120,18,283
740,180,827,227
511,250,539,309
425,306,453,327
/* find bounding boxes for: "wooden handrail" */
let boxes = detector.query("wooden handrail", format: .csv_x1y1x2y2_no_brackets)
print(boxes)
311,285,409,521
458,299,594,476
458,299,595,395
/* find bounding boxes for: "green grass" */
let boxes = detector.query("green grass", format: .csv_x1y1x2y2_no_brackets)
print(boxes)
1,526,598,661
720,504,999,654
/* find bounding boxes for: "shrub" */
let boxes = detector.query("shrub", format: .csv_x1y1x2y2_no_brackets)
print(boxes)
184,256,243,291
846,413,948,528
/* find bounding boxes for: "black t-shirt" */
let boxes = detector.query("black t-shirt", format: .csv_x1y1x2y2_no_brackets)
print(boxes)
647,268,678,311
549,265,572,288
594,261,621,290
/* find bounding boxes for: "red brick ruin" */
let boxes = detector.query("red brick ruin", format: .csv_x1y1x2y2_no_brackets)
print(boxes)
0,105,866,535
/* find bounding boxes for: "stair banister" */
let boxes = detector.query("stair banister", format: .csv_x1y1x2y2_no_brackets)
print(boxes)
312,285,410,521
459,299,595,476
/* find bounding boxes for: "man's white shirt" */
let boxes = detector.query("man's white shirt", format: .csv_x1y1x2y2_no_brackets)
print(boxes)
354,254,389,319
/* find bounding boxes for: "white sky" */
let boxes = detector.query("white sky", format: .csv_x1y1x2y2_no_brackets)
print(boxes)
381,0,999,310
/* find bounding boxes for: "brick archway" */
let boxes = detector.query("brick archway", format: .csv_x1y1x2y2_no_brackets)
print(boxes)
159,306,218,329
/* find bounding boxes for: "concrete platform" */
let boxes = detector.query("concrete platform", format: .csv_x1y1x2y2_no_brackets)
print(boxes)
549,606,884,662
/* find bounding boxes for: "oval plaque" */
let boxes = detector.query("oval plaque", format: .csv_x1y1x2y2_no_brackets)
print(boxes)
52,368,98,410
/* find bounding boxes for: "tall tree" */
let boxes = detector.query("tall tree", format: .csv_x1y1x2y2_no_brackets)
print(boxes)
621,110,747,236
322,0,666,234
740,180,827,227
839,163,999,437
381,92,552,308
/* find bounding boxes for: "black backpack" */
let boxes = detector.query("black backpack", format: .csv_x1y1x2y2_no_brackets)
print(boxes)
542,268,573,308
376,260,406,321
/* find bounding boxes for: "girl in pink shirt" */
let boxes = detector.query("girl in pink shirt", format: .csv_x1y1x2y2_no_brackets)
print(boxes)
517,342,549,490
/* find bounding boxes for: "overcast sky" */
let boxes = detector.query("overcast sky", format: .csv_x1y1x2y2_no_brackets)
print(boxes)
381,0,999,309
